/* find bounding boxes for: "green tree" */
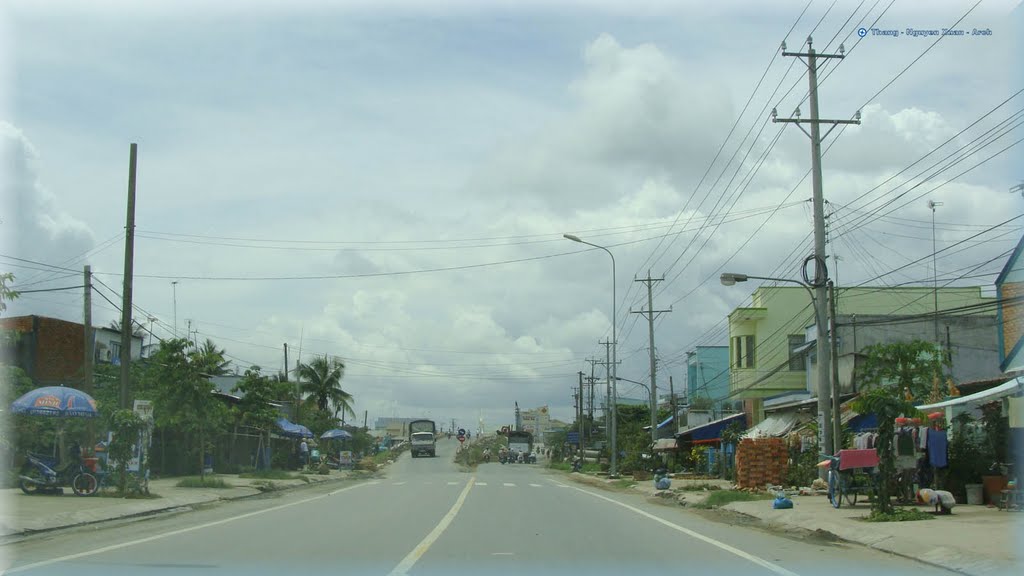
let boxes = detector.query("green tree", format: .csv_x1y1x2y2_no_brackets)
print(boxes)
0,272,18,314
149,339,228,479
107,408,144,494
855,340,949,400
297,355,353,420
231,366,285,468
191,338,232,377
851,386,920,515
107,319,146,339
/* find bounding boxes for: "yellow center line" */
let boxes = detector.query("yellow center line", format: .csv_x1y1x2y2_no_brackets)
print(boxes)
387,477,476,576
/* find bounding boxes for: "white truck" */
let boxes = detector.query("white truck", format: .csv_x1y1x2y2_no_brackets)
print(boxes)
408,419,436,458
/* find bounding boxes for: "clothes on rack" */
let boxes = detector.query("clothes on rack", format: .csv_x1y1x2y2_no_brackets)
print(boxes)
927,427,949,469
895,427,918,470
853,432,878,450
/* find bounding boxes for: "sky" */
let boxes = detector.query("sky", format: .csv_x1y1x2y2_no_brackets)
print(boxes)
1,0,1022,432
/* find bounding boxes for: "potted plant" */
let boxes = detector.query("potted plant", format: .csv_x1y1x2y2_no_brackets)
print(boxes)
980,401,1010,506
947,413,986,504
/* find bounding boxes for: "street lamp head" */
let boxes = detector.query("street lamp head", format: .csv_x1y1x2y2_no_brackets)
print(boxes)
720,272,749,286
563,233,583,243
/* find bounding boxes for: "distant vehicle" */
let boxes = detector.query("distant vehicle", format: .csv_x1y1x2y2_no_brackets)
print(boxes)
506,430,533,459
409,419,437,458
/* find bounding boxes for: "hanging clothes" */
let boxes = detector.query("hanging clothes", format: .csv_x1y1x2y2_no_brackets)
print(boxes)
918,426,930,450
927,427,948,468
895,428,917,470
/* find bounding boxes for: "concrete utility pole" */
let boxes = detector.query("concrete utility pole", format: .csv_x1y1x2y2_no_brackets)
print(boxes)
829,281,842,454
631,271,671,446
577,371,585,451
83,265,93,394
171,281,178,338
669,375,677,436
928,200,944,345
774,37,860,459
83,265,94,444
119,143,138,410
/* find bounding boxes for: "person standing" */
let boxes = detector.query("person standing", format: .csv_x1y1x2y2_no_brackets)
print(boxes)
299,439,309,469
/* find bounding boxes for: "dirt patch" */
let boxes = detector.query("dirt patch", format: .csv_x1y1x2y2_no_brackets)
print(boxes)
694,506,849,547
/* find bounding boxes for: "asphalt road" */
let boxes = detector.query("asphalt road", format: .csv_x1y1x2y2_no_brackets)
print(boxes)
2,438,957,576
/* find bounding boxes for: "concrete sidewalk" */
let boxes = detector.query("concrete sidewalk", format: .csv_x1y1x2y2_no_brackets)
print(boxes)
567,472,1022,576
0,469,361,539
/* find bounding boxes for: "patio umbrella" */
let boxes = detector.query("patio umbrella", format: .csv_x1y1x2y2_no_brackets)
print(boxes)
320,429,353,440
10,386,99,418
10,385,99,460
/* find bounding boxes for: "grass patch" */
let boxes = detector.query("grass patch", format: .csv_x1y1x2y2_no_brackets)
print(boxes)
865,508,935,522
251,480,280,492
239,469,300,481
96,490,160,499
695,490,773,509
175,476,231,489
548,461,601,473
612,479,637,489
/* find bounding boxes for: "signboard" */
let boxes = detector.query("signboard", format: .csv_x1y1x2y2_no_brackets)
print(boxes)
133,400,154,423
339,451,354,467
567,431,580,446
458,428,466,436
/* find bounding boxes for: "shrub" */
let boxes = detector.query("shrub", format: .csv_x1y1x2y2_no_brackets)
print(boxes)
357,457,378,472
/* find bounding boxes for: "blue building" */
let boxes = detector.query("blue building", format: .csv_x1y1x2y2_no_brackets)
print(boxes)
686,346,732,416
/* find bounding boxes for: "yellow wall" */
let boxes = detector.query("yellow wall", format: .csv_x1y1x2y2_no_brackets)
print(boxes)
727,285,993,401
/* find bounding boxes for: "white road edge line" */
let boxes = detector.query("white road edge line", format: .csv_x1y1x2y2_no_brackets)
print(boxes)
387,477,475,576
566,484,800,576
6,481,373,574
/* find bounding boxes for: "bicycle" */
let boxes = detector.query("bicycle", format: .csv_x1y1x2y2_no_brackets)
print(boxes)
820,453,876,508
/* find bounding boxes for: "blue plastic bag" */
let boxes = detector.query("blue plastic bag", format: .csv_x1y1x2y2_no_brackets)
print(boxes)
772,496,793,509
656,477,671,490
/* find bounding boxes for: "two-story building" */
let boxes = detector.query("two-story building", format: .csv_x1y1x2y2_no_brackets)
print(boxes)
0,315,143,386
726,286,995,423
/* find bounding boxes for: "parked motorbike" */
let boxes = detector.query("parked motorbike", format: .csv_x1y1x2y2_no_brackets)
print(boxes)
571,457,583,473
19,444,98,496
499,453,507,464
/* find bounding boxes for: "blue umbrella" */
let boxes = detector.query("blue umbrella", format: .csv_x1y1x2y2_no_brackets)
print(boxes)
10,386,99,418
321,429,353,440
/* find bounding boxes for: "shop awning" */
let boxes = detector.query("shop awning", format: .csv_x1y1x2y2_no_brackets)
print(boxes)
742,411,810,439
676,413,747,443
916,377,1022,411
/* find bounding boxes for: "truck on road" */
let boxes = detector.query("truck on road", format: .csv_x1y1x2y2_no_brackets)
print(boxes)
408,419,437,458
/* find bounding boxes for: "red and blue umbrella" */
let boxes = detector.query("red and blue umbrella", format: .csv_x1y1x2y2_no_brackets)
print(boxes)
10,386,99,418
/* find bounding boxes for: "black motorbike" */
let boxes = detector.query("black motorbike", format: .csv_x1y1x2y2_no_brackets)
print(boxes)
499,453,508,464
571,457,583,473
19,443,99,496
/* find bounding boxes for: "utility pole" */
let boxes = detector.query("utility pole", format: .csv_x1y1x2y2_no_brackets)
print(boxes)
774,37,860,460
577,371,585,452
928,200,944,345
669,375,677,436
631,271,671,446
283,343,289,380
119,143,138,410
171,281,178,339
83,265,94,444
829,281,842,454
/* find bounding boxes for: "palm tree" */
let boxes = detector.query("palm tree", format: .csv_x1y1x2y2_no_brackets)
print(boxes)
297,355,354,419
191,338,232,377
108,319,146,338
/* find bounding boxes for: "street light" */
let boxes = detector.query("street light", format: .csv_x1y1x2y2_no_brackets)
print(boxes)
720,271,838,466
564,233,619,477
614,376,650,400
